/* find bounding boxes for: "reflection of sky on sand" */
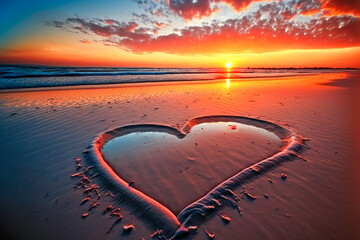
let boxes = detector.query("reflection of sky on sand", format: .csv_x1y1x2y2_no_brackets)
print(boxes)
102,122,280,167
0,72,350,109
0,70,357,239
101,121,284,213
226,72,231,88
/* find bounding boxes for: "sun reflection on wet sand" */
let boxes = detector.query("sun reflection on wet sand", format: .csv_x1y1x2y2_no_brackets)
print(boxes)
0,73,350,109
0,71,358,240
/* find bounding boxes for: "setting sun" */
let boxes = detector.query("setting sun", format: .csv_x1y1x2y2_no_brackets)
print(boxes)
0,0,359,239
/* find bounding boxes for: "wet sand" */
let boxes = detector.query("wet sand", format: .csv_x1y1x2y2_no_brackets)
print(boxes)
0,72,359,239
101,121,285,214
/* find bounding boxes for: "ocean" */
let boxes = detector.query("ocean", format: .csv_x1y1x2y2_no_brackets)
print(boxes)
0,65,352,89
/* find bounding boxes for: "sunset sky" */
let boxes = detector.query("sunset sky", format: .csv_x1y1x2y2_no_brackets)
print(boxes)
0,0,359,67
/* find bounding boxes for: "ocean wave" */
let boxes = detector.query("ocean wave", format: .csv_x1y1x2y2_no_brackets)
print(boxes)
0,65,352,89
0,65,226,78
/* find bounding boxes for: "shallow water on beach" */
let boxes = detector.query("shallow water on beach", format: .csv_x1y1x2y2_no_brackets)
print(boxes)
0,65,349,89
102,122,283,213
0,72,358,240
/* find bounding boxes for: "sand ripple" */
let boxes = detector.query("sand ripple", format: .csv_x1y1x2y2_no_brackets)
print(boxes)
86,115,306,238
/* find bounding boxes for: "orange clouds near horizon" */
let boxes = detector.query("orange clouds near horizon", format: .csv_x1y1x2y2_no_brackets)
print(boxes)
1,44,359,68
0,0,359,68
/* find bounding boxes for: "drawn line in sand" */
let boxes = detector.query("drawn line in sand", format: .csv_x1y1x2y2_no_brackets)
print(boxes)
84,115,306,238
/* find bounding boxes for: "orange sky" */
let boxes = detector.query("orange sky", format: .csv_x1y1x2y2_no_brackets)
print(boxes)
1,44,360,68
0,0,359,68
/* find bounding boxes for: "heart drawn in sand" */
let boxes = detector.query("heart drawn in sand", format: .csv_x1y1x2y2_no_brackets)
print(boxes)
86,115,304,238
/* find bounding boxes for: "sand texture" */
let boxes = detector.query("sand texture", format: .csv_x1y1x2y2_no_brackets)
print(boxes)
0,72,359,239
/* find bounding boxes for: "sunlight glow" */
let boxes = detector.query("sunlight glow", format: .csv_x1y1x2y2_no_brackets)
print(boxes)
226,62,232,69
226,79,230,88
225,71,231,88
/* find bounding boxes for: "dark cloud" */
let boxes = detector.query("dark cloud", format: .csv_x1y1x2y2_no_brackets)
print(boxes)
165,0,360,20
134,0,173,18
295,0,322,16
48,17,151,41
167,0,218,20
50,2,360,55
322,0,360,16
133,13,152,23
79,39,91,44
166,0,268,20
214,0,263,11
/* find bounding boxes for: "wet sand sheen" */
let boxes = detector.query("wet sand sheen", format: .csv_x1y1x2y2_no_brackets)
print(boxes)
0,72,358,240
101,122,283,214
88,114,305,237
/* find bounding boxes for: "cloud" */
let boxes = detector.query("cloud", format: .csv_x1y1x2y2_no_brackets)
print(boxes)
165,0,360,20
50,2,360,55
295,0,322,16
48,18,148,40
322,0,360,16
79,39,91,44
166,0,263,20
155,22,166,28
166,0,287,20
166,0,217,20
214,0,265,11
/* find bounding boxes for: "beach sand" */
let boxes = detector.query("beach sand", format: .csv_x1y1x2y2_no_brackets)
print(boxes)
0,72,359,239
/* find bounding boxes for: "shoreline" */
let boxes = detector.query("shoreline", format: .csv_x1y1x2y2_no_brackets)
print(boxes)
0,72,359,239
0,72,348,93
